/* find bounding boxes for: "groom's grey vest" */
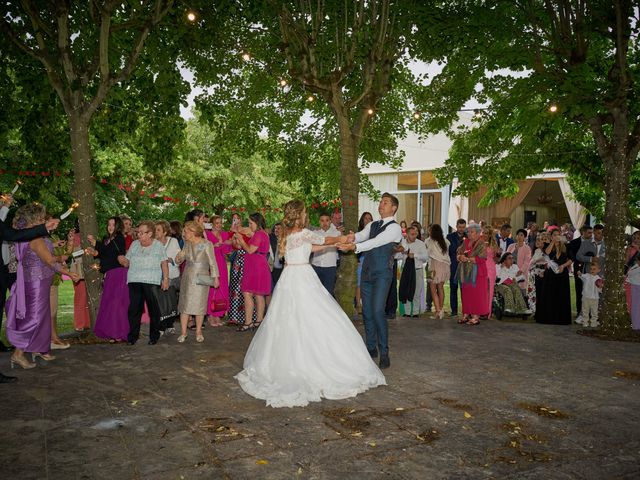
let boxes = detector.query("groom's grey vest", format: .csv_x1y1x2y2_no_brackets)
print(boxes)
361,220,398,282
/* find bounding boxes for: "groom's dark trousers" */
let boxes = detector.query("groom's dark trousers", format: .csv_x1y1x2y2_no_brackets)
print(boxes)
361,273,393,355
360,220,397,356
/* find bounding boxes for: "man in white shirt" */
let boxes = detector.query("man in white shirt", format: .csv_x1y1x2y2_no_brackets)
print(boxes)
312,213,340,296
339,193,403,369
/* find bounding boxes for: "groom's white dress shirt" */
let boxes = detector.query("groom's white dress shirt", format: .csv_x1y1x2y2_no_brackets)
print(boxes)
354,217,402,254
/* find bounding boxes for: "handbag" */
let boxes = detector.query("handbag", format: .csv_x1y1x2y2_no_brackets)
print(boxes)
196,274,216,286
151,285,178,322
210,288,228,312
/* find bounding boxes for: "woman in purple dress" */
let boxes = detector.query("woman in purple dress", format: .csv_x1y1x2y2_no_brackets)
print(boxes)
236,213,271,331
88,217,129,341
205,215,232,326
6,204,79,369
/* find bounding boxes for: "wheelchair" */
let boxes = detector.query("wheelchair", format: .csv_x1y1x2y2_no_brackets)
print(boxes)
492,286,532,321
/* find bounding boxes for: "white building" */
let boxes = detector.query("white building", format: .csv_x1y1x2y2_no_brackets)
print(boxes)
359,130,588,231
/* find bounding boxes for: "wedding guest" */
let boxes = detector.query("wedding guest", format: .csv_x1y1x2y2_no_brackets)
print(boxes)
400,220,408,237
446,218,466,317
496,224,514,253
527,232,550,314
397,226,428,316
6,204,77,369
626,253,640,330
175,221,219,343
624,231,640,312
425,224,450,319
483,225,500,317
120,221,169,345
592,224,606,275
569,225,593,322
205,215,232,325
495,252,530,314
355,212,374,314
68,226,91,332
311,213,340,296
155,220,181,329
507,228,532,290
0,194,16,353
89,217,129,342
331,210,344,232
535,228,572,325
527,223,539,250
170,220,184,249
227,215,256,326
185,209,205,224
456,222,488,325
269,222,284,288
235,213,271,331
577,259,602,328
120,214,134,251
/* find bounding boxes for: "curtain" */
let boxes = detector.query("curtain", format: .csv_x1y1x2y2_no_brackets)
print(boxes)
448,179,469,229
558,178,587,229
467,180,535,226
359,173,398,219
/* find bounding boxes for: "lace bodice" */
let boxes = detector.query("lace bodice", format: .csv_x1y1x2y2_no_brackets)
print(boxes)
285,229,325,264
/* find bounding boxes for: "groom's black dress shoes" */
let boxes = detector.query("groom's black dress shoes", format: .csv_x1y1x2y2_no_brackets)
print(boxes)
379,354,390,369
0,372,18,383
368,349,378,359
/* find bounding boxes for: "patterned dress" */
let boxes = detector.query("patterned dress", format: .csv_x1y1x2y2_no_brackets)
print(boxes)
228,248,256,325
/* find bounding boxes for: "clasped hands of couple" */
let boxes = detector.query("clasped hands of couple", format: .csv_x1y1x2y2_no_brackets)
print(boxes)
336,232,357,252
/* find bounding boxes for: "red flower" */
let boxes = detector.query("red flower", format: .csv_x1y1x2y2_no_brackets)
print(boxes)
100,179,107,184
150,193,157,198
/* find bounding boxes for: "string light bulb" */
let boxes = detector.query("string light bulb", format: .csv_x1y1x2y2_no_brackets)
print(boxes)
413,111,421,120
241,51,251,62
307,95,315,102
367,108,374,115
473,109,483,118
186,11,197,22
279,79,288,87
549,104,558,113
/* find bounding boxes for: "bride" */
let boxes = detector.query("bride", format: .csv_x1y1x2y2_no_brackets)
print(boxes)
235,200,386,408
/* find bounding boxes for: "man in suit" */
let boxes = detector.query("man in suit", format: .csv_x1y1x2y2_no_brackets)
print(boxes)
496,224,514,253
446,219,466,316
339,193,402,369
569,225,593,323
0,196,60,383
268,223,284,288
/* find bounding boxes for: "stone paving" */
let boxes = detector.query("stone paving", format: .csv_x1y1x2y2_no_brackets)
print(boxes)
1,315,639,480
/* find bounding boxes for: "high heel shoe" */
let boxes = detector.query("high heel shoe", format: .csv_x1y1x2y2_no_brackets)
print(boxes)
11,355,36,370
32,353,56,362
196,334,205,343
237,323,255,332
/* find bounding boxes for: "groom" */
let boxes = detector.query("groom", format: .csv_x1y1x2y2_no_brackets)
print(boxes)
340,193,402,369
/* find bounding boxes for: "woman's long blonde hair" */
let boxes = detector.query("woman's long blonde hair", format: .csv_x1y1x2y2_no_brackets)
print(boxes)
482,225,499,252
278,200,307,254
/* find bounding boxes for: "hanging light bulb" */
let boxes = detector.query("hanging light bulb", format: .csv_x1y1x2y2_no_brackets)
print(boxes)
413,111,421,120
241,51,251,62
473,109,483,118
549,104,558,113
186,11,197,22
367,108,374,115
279,79,288,87
307,95,315,102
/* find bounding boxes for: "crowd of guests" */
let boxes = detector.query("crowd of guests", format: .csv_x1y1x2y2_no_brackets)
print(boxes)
1,190,639,383
393,218,640,330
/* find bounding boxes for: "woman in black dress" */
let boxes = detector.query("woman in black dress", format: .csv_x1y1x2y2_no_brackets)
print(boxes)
535,228,573,325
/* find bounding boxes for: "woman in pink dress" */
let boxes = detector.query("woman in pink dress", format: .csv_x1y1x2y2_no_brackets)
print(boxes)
205,215,233,326
482,225,499,317
507,228,532,290
235,213,271,331
456,223,488,325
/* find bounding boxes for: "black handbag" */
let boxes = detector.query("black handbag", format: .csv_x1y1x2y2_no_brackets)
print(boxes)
151,285,179,323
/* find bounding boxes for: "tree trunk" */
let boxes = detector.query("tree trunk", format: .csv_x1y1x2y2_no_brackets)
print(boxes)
68,113,102,325
599,151,632,336
333,121,360,314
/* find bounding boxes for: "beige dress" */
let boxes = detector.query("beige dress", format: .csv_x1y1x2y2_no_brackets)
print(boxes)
178,240,219,315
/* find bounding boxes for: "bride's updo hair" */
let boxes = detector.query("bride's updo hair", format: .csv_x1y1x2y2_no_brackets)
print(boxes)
279,199,307,253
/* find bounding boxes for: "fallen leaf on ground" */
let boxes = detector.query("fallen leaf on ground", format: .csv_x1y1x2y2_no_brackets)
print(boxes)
464,411,472,419
256,459,269,465
131,400,138,406
350,431,363,437
369,441,377,447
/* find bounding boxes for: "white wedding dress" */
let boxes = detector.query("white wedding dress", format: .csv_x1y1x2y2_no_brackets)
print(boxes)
235,228,386,408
